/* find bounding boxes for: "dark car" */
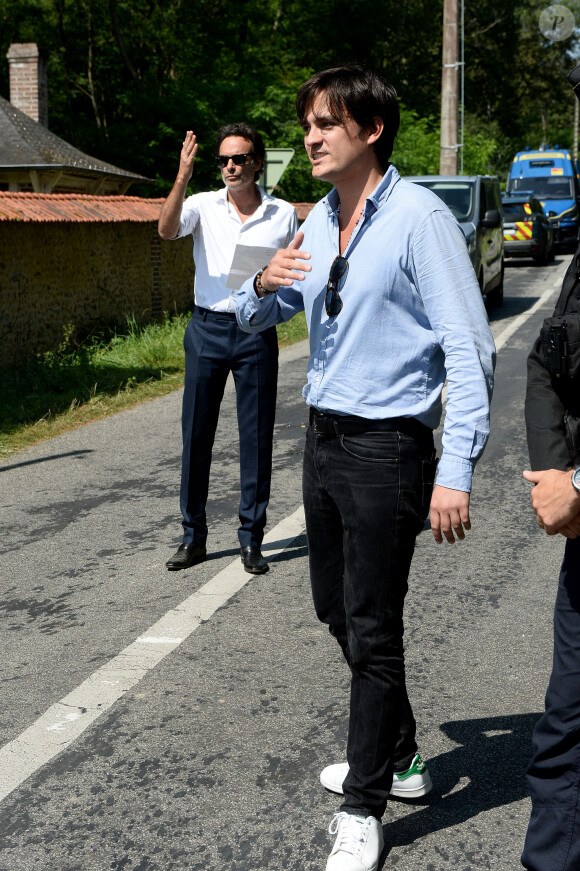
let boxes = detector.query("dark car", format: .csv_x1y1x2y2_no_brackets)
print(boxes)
502,194,554,265
407,175,504,306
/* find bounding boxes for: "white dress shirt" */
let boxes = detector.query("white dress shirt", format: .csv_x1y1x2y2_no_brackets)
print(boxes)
177,185,298,312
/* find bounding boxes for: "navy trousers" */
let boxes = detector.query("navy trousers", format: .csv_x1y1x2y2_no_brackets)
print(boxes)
180,306,278,549
302,421,436,818
522,537,580,871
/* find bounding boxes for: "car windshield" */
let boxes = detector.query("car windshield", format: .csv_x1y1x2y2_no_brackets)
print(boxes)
412,181,475,221
502,202,532,221
509,176,574,199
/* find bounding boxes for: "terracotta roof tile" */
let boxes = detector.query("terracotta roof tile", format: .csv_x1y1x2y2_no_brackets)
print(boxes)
0,192,164,222
293,202,315,222
0,192,314,224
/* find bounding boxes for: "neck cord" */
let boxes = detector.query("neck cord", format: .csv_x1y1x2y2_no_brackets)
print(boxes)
337,200,365,249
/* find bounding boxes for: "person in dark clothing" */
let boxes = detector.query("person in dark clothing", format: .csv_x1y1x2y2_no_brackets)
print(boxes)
521,81,580,863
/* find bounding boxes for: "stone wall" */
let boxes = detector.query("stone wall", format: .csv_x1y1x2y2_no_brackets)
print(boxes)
0,222,194,366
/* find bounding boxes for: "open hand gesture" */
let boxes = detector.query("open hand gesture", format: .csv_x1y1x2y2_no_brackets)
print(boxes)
259,231,312,294
178,130,198,184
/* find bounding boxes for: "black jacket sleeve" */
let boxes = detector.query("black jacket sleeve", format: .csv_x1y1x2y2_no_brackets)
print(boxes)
525,251,580,471
525,336,571,471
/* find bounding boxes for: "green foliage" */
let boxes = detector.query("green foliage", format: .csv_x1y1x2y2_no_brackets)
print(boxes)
0,0,579,198
0,309,308,441
391,107,441,177
392,107,500,177
0,312,189,433
461,125,499,176
247,74,333,202
276,310,308,348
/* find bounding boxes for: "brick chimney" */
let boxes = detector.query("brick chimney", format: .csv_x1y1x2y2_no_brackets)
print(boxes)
6,43,48,126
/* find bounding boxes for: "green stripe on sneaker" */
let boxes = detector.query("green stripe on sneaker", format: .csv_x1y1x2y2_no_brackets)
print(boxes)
394,754,426,780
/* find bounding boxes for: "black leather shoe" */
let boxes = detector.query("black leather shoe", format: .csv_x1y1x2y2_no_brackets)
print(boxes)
166,543,207,570
240,546,269,574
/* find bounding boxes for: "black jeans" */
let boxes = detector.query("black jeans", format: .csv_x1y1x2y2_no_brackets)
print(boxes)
302,420,436,819
522,537,580,871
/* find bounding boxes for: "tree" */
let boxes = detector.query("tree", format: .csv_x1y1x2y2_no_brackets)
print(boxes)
0,0,578,200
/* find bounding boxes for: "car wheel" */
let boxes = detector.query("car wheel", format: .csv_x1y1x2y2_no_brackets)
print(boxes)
533,247,548,266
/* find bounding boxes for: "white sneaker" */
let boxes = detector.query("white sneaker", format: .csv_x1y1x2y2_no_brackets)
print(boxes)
326,812,383,871
390,753,433,797
320,762,349,794
320,752,432,799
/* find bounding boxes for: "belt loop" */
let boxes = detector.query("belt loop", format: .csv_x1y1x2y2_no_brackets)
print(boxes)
202,310,208,321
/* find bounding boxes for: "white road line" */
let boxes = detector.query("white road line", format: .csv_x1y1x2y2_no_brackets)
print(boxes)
0,505,306,803
493,262,567,353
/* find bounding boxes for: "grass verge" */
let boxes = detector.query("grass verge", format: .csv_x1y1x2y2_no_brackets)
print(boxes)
0,310,308,463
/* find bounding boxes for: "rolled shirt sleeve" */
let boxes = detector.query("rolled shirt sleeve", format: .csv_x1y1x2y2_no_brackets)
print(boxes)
235,280,305,331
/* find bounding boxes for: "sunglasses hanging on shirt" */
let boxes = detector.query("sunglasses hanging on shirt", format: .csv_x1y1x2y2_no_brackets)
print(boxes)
325,256,349,317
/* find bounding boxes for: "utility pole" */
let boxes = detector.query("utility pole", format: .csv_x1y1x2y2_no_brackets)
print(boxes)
440,0,458,175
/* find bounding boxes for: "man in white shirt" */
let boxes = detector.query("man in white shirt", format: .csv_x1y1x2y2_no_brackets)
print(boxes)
158,123,297,573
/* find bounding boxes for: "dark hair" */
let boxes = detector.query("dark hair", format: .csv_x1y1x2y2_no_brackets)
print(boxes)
296,66,399,171
216,122,265,181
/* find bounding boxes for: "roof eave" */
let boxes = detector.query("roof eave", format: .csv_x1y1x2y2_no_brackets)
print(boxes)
0,164,153,182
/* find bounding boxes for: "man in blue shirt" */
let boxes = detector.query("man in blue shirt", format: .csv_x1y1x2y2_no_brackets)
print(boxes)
236,66,495,871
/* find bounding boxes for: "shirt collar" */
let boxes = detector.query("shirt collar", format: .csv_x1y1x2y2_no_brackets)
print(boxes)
218,184,276,220
218,184,274,204
322,164,401,217
369,164,400,208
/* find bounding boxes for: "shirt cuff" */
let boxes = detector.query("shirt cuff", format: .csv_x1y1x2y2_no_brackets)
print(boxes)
244,287,262,317
235,281,275,329
436,454,474,493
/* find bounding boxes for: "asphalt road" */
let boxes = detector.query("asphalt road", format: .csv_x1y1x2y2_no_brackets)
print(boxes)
0,253,572,871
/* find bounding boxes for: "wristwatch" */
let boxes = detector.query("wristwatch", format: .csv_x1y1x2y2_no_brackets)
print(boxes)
572,466,580,494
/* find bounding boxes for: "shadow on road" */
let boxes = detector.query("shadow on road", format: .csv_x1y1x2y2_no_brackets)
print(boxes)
266,533,308,564
379,712,539,865
487,295,541,323
272,544,309,563
0,449,93,472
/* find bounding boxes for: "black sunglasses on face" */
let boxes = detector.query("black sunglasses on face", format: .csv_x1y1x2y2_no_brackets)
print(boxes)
325,256,349,317
215,152,255,167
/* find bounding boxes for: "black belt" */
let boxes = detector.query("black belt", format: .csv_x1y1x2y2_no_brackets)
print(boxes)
309,407,432,441
195,305,237,319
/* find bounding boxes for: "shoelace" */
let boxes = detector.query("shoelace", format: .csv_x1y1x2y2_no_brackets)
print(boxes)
328,812,369,856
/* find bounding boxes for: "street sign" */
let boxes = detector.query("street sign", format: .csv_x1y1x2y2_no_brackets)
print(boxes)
259,148,294,193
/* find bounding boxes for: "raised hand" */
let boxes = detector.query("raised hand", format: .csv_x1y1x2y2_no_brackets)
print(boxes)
158,131,199,240
177,130,198,184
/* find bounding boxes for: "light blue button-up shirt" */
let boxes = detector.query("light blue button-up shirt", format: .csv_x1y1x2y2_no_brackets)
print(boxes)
236,165,496,492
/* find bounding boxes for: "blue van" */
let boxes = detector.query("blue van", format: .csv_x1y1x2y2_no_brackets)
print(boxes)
506,149,580,248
